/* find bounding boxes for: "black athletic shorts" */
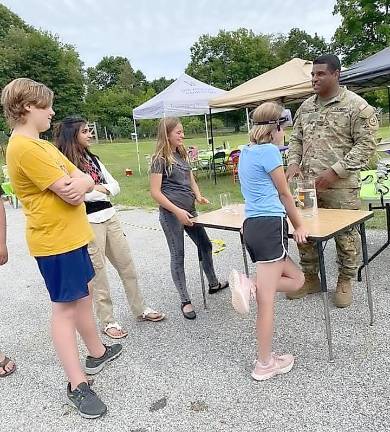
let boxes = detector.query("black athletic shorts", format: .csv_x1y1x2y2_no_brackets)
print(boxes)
243,216,288,263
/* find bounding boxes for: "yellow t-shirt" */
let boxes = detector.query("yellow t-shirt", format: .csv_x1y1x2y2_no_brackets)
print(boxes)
6,135,94,256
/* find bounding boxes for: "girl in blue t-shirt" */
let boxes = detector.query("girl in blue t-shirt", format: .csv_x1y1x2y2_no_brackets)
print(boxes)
232,101,308,382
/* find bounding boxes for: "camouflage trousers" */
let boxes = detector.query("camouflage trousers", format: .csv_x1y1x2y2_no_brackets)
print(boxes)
298,188,361,279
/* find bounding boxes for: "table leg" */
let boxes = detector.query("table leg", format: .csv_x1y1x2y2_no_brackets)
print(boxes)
240,232,249,277
316,240,334,362
359,222,374,325
197,247,207,309
358,203,390,281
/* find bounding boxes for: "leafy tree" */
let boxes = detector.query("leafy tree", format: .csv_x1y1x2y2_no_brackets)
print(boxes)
133,70,148,90
87,56,147,92
0,115,7,133
136,119,158,139
181,117,204,135
84,86,155,128
0,27,84,123
332,0,390,65
84,87,134,126
150,77,174,94
85,56,152,131
186,28,279,91
114,116,134,138
180,117,225,136
186,28,279,131
273,28,329,62
0,4,31,40
87,56,130,90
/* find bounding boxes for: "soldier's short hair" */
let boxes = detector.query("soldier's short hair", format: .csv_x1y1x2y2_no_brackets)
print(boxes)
313,54,341,73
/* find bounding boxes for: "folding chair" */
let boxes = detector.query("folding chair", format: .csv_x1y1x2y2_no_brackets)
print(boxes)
209,151,226,178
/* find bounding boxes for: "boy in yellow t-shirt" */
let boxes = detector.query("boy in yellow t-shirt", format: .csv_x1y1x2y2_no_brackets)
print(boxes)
1,78,122,419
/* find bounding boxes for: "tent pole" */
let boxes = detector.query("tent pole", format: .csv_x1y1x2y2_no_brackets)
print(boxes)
246,108,250,133
209,108,217,185
204,113,209,146
133,118,141,175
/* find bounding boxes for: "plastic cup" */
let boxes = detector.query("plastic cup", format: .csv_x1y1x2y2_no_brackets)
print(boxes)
219,192,231,211
296,178,318,217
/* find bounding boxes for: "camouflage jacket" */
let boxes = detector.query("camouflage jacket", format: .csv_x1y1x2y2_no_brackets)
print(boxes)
288,87,378,189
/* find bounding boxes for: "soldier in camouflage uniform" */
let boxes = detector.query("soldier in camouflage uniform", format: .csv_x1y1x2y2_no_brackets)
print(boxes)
286,54,378,308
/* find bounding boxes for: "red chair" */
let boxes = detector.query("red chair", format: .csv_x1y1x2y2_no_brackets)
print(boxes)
225,150,241,183
187,146,199,178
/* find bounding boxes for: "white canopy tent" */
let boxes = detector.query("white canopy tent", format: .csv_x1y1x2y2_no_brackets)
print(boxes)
132,73,231,174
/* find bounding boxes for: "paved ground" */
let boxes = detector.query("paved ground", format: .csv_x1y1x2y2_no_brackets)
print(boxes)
1,204,390,432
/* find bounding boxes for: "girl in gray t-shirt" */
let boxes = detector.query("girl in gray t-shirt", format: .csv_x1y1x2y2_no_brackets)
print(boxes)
150,117,228,320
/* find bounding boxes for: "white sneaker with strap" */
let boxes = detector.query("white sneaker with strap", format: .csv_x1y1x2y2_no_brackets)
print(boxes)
251,353,295,381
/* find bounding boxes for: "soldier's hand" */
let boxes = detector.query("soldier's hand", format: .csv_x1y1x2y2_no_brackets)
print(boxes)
315,168,339,191
285,163,303,181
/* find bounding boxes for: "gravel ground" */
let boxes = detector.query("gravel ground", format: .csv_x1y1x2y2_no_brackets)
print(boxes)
1,205,390,432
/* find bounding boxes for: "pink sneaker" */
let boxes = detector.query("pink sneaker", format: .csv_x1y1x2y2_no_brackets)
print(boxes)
251,353,295,381
229,269,256,315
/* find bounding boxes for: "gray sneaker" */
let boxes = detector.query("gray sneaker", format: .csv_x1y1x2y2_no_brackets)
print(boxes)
85,343,123,375
67,382,107,419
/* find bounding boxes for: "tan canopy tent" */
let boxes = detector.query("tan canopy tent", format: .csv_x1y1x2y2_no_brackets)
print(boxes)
209,58,314,109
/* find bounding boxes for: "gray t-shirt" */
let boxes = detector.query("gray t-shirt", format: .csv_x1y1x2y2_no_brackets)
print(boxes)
151,153,196,213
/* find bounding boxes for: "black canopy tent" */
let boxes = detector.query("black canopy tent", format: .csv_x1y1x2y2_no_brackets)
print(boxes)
340,47,390,91
340,47,390,124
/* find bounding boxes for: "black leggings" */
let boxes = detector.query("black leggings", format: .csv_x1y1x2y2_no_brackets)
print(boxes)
159,208,218,303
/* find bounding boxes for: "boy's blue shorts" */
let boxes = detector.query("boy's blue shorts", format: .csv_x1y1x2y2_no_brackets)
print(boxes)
36,245,95,303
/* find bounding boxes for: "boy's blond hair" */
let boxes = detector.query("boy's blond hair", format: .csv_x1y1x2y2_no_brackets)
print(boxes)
1,78,53,127
249,102,284,144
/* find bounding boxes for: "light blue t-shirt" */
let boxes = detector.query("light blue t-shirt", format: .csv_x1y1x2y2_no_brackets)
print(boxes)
238,143,286,218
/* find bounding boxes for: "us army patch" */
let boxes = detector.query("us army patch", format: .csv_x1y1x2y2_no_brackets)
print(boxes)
369,116,378,127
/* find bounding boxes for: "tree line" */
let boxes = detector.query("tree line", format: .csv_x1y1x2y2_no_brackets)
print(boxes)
0,0,389,139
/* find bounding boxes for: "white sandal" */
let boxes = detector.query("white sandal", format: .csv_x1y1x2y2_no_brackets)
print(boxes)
103,322,128,339
137,307,165,322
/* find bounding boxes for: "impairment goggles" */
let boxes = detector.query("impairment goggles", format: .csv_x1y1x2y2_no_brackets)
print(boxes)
251,109,293,131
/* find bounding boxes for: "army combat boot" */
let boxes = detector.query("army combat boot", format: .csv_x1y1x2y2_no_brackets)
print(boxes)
286,273,321,300
334,275,352,308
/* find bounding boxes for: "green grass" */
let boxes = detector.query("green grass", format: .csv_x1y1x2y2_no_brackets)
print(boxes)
366,210,386,229
91,126,390,213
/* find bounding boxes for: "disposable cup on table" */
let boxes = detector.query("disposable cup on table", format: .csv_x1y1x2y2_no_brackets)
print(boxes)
220,192,232,212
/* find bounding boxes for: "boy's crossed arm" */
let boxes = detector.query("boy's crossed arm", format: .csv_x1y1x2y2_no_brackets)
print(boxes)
49,168,94,206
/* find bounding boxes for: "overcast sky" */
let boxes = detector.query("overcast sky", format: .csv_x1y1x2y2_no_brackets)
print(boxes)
2,0,341,80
